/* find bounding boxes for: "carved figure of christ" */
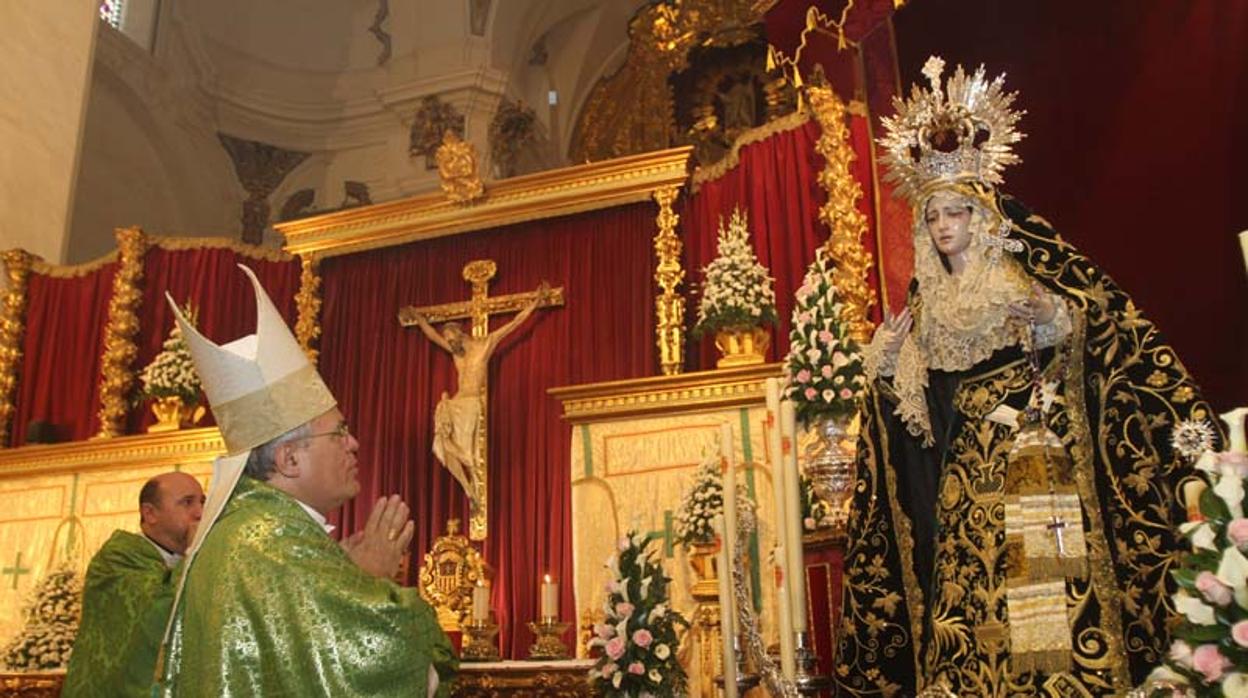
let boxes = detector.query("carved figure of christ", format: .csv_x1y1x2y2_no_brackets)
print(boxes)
399,259,563,540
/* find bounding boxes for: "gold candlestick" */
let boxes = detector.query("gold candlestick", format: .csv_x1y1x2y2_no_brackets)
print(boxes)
462,619,501,662
527,618,571,660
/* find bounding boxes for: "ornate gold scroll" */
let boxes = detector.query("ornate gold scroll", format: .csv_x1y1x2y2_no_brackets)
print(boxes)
96,227,148,438
0,250,35,447
294,255,322,365
808,80,876,343
653,186,686,376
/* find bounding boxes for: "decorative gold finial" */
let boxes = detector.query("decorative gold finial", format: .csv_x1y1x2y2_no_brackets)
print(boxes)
435,131,485,204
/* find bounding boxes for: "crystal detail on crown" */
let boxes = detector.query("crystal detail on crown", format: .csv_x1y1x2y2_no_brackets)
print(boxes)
879,56,1026,201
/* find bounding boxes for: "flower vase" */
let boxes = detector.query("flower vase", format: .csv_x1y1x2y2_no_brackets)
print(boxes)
147,397,205,433
687,541,720,599
713,326,770,368
803,415,857,529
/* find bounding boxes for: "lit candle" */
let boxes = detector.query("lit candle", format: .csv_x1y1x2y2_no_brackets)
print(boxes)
714,516,738,698
764,378,797,679
472,579,490,623
780,400,808,633
540,574,558,620
1239,230,1248,279
720,421,738,577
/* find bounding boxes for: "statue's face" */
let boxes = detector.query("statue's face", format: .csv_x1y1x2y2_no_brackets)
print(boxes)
442,325,465,353
924,192,974,258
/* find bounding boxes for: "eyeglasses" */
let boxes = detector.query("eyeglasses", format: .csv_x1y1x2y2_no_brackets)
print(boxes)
305,422,352,442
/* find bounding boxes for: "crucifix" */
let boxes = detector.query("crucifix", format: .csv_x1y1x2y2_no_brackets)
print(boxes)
399,259,563,541
1046,514,1067,556
3,551,31,590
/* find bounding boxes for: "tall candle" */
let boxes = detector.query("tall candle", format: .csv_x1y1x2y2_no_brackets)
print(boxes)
780,400,808,633
720,421,738,578
541,574,558,620
714,516,738,698
1239,230,1248,279
764,378,797,679
472,579,490,623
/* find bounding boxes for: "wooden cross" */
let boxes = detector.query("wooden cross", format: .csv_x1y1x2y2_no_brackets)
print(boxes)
1046,515,1067,556
398,259,564,541
398,259,564,338
3,551,31,590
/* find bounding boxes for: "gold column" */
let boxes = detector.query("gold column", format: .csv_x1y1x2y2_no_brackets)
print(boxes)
0,250,35,447
294,255,323,365
96,227,148,438
653,186,685,376
808,83,877,343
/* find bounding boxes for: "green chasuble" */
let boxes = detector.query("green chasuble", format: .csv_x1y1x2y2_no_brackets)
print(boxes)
63,530,175,698
161,476,457,697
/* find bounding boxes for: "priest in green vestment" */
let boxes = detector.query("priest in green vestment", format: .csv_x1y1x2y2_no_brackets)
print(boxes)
63,472,205,698
157,265,457,697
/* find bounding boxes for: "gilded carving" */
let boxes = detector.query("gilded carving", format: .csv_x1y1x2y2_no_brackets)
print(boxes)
653,186,686,376
409,95,465,170
217,134,310,245
436,131,486,204
294,255,323,365
418,519,487,633
548,362,779,423
0,250,35,447
488,99,537,179
807,73,876,343
571,0,766,164
96,227,148,439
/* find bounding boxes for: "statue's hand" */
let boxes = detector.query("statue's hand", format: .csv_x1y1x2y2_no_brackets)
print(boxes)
343,494,414,579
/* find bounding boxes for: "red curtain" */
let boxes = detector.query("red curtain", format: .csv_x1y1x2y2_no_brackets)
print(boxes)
9,265,117,446
683,116,880,370
892,0,1248,410
317,202,657,658
125,246,301,434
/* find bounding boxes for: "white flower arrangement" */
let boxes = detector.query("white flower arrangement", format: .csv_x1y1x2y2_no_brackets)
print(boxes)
674,453,754,548
1,564,82,671
137,304,202,405
1137,444,1248,697
588,531,688,697
694,207,778,337
783,249,865,423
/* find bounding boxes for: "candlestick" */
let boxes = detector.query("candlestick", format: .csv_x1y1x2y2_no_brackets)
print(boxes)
780,400,808,633
764,378,797,679
714,516,738,698
1239,230,1248,280
471,579,490,623
540,573,559,620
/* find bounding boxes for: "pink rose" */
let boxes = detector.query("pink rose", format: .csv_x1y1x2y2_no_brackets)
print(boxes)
615,602,635,618
1229,519,1248,549
628,662,645,675
821,365,833,378
1192,643,1231,683
1169,639,1194,668
595,623,615,640
804,387,817,400
1195,571,1234,606
1233,621,1248,648
818,330,835,344
632,628,653,648
804,516,817,530
601,663,618,678
605,636,626,660
796,369,812,384
797,311,813,325
840,388,854,400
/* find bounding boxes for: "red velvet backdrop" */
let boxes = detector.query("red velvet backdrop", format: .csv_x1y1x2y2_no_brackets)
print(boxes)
9,265,117,446
892,0,1248,409
317,203,657,658
683,116,881,371
125,246,301,434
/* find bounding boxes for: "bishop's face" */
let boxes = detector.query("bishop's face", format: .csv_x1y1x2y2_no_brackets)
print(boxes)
295,408,360,513
924,192,974,259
